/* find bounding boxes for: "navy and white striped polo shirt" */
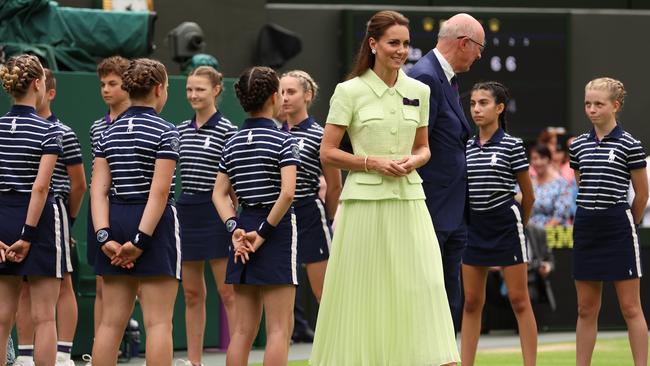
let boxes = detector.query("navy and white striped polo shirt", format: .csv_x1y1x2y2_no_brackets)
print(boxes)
94,106,180,202
46,115,83,200
569,124,646,210
219,117,300,207
283,116,323,200
0,105,63,193
177,111,237,203
466,128,529,211
89,113,114,160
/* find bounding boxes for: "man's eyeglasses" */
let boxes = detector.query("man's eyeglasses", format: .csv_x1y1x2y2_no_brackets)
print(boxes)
457,36,485,52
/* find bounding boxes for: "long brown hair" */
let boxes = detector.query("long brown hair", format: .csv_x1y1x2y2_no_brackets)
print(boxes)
347,10,409,80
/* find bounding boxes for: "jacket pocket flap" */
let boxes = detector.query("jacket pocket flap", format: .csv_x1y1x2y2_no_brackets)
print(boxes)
358,107,384,122
402,107,420,123
355,172,383,185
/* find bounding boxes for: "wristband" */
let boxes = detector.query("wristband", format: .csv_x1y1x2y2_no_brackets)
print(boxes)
20,224,38,242
132,231,152,251
225,216,240,233
257,220,276,239
95,227,113,247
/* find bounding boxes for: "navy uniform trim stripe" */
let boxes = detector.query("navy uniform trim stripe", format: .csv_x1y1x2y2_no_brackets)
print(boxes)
219,118,300,207
290,212,298,284
53,202,63,278
466,128,529,211
171,205,182,280
314,198,332,250
569,124,647,210
284,117,324,200
178,111,238,198
95,106,179,201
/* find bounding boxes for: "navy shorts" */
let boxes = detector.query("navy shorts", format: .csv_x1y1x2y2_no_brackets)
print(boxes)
55,197,74,273
226,207,298,285
464,201,528,267
573,204,642,281
177,197,230,261
94,201,181,279
294,197,331,264
0,194,66,278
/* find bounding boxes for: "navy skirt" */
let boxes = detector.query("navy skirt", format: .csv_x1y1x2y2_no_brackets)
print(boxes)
295,197,331,264
55,197,74,274
573,204,642,281
464,201,528,267
0,194,65,278
94,201,181,279
226,207,298,285
177,193,230,261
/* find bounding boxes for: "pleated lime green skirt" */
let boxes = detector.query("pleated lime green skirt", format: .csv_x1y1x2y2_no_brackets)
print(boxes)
310,199,460,366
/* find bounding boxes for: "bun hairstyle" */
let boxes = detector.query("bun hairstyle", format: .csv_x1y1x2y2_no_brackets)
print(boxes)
121,58,167,99
189,66,223,89
234,66,279,112
0,54,44,98
471,81,510,132
585,77,626,110
282,70,319,106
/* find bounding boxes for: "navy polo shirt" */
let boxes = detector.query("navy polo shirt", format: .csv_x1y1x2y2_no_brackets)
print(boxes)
283,116,323,200
570,124,646,210
0,105,63,194
466,128,529,211
47,114,83,200
177,111,238,204
219,117,300,207
94,106,180,202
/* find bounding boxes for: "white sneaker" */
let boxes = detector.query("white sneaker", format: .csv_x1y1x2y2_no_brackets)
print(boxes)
13,356,35,366
55,358,75,366
175,360,203,366
55,352,75,366
81,353,92,366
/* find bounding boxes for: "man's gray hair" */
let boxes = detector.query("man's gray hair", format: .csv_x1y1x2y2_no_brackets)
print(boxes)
438,19,475,39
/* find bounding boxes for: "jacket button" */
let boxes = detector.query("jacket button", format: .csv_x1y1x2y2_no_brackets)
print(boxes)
391,127,397,134
389,89,395,96
392,189,399,195
390,109,396,114
390,147,397,153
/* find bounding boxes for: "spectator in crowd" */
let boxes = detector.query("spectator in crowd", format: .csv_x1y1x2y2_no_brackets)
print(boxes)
528,144,572,227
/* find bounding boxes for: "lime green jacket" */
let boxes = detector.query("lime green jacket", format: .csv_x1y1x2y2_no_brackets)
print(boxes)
326,68,431,201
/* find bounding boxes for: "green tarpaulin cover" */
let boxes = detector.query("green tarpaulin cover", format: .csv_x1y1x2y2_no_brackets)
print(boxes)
0,0,155,71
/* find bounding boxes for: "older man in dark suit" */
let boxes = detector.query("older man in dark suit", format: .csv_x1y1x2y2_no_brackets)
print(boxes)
407,13,485,331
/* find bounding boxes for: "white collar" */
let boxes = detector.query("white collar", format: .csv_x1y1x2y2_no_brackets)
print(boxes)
433,48,455,84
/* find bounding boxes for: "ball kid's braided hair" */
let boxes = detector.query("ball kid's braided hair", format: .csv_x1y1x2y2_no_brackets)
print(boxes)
0,54,44,98
121,58,167,99
234,66,279,112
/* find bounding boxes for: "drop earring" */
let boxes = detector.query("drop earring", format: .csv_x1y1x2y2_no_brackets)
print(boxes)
371,49,376,54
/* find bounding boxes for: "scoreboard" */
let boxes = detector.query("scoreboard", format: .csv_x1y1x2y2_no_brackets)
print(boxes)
342,10,569,140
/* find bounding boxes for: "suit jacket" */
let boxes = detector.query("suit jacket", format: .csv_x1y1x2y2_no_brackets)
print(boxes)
408,50,473,231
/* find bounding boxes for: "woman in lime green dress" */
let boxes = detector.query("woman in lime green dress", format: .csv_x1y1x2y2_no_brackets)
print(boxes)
310,10,460,366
